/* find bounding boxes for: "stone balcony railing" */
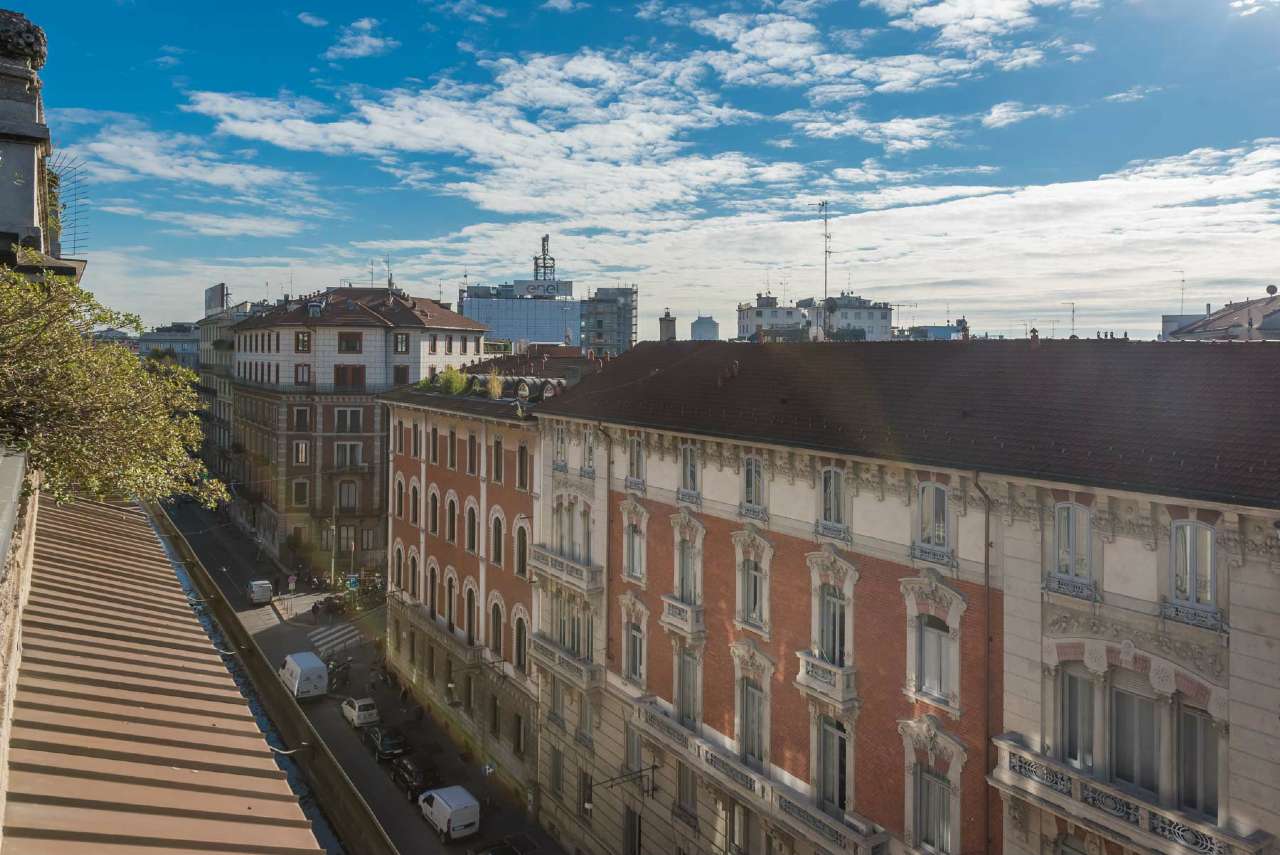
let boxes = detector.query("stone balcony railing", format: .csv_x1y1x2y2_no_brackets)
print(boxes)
909,542,957,568
794,650,858,712
530,631,602,693
530,544,603,595
391,592,481,667
659,593,705,638
630,700,886,854
990,736,1274,855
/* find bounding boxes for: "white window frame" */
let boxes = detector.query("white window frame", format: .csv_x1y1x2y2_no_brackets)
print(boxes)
621,498,648,585
627,436,645,482
1171,519,1216,607
900,716,965,855
729,639,774,771
1054,502,1092,579
1060,668,1095,773
292,440,308,465
742,454,765,510
670,509,704,607
918,482,949,549
818,716,849,818
901,572,965,715
679,444,698,494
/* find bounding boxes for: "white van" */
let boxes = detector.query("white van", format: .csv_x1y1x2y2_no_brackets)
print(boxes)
279,652,327,700
418,786,479,840
247,579,273,605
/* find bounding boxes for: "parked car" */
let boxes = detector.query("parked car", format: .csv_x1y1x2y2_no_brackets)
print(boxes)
364,724,407,761
340,696,379,728
389,756,439,801
419,786,480,840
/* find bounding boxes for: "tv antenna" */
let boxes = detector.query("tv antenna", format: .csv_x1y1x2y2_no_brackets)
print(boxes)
1060,302,1076,336
1175,269,1186,314
811,200,832,302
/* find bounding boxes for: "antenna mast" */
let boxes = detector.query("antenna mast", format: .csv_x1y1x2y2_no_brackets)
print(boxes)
1175,268,1186,314
812,200,831,301
1061,301,1076,337
534,234,555,281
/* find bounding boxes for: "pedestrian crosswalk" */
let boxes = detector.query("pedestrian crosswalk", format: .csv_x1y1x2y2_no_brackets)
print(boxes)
308,623,364,659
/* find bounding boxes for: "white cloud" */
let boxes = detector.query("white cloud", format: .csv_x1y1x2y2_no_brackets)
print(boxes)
1104,85,1162,103
786,107,957,152
297,11,328,27
437,0,508,22
542,0,590,10
1230,0,1279,15
981,100,1070,128
862,0,1100,53
324,18,399,60
99,207,305,237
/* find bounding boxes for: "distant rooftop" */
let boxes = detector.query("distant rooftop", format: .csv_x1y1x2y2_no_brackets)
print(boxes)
234,286,485,333
1168,291,1280,340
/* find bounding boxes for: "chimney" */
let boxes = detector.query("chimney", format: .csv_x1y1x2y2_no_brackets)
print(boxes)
1206,303,1211,315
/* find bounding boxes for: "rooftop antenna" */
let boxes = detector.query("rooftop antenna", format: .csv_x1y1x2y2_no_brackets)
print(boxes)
368,259,376,287
383,255,394,289
534,234,555,281
1175,268,1186,314
1060,302,1076,336
810,199,832,302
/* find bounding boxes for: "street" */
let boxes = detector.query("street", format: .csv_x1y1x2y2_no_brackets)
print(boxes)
165,501,563,855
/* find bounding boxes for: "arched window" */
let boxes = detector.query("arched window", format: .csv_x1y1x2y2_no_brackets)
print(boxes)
429,567,438,616
429,492,439,534
515,618,527,673
447,500,457,543
446,578,456,629
466,588,477,645
516,527,528,577
490,603,503,654
395,479,404,518
410,485,420,525
393,548,403,589
466,507,478,552
409,555,419,599
491,517,504,565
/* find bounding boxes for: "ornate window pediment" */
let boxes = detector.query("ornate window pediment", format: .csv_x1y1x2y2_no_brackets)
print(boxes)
807,544,859,593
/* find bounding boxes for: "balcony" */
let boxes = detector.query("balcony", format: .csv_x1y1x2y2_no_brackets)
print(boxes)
990,736,1272,855
676,487,702,507
530,544,603,595
393,593,481,666
530,632,602,692
624,476,646,494
738,502,769,523
1160,599,1226,632
910,542,957,568
794,650,858,711
1044,573,1099,602
815,519,851,544
659,594,705,638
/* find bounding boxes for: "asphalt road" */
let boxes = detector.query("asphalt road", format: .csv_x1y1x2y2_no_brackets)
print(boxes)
165,501,560,855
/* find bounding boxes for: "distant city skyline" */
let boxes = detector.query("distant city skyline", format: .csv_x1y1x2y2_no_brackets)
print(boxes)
33,0,1280,339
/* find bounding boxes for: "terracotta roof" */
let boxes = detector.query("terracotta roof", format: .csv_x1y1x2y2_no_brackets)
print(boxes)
467,352,605,381
379,387,538,422
232,287,486,332
1170,294,1280,339
537,340,1280,510
2,499,323,855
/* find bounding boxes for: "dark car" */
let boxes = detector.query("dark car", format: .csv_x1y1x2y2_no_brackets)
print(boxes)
389,756,439,801
364,724,407,761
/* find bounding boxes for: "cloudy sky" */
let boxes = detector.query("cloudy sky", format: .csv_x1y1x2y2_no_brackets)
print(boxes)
35,0,1280,338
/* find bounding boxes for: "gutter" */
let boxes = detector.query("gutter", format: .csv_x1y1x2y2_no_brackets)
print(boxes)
973,471,994,855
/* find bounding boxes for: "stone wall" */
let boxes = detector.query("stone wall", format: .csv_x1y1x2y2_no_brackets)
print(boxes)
0,462,39,849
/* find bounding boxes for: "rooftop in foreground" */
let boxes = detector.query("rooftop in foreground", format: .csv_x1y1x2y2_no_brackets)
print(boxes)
1,498,323,855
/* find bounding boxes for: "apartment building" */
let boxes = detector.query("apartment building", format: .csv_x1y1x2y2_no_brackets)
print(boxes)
197,299,268,481
229,286,484,575
380,383,543,800
525,340,1280,855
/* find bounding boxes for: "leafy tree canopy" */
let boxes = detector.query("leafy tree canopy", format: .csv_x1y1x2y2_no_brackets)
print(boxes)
0,261,226,506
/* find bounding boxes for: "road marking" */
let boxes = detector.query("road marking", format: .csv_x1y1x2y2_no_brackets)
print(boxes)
308,623,364,658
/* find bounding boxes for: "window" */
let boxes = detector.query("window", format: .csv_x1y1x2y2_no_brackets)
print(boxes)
429,334,437,354
625,622,644,682
677,538,695,604
513,712,525,756
294,331,311,353
294,363,311,385
1181,708,1218,817
466,507,477,552
625,523,643,579
445,335,453,354
677,650,698,728
467,434,478,474
725,802,747,854
338,332,362,353
582,428,595,472
1172,520,1215,606
465,589,478,646
412,424,420,458
550,676,564,719
819,717,848,816
819,584,845,665
292,406,310,431
919,614,949,700
335,442,361,468
408,555,418,597
680,444,698,492
333,364,365,390
1112,688,1158,795
740,678,764,766
916,769,951,855
336,408,362,433
394,332,409,354
393,550,403,589
919,483,948,547
429,567,438,616
624,808,642,855
1062,671,1094,771
492,438,503,483
447,500,457,542
429,493,439,534
490,603,503,654
410,486,419,525
741,558,764,627
822,468,844,526
1055,503,1091,577
446,578,456,629
550,746,564,796
515,527,528,577
677,762,697,815
393,365,409,385
578,771,592,819
292,440,308,465
553,426,567,466
516,444,529,489
625,725,642,772
628,437,644,481
338,480,358,511
490,694,500,737
515,617,527,673
337,525,356,552
430,426,439,463
448,429,457,469
292,481,309,506
461,336,468,355
743,455,764,508
395,480,404,518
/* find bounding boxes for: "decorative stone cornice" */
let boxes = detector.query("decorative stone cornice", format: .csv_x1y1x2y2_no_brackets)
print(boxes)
806,544,858,592
1043,602,1226,681
729,637,775,680
897,714,967,768
732,524,774,566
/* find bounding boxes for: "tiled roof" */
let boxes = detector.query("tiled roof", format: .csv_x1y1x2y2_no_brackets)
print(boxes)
1170,294,1280,339
232,287,486,332
378,387,538,422
2,499,323,855
537,340,1280,510
467,352,606,381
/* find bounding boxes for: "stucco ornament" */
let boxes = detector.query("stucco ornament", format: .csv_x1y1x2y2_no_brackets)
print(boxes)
0,11,46,69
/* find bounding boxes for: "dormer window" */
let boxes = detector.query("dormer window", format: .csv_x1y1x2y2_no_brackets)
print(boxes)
307,302,322,318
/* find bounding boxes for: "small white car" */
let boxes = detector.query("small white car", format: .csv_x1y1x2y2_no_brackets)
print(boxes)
341,696,379,728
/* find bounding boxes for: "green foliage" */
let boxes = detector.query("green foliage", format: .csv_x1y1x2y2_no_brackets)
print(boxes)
486,370,503,399
435,365,469,395
0,262,227,506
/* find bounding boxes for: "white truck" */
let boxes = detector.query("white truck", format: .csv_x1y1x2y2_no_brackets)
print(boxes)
247,579,273,605
418,786,480,841
278,652,327,700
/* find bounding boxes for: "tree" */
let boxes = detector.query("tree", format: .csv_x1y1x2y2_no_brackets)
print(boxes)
0,260,226,505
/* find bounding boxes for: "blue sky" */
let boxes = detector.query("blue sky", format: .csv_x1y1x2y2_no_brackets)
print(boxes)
31,0,1280,338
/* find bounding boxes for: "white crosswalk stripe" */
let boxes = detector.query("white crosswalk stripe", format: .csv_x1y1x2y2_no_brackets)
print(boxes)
308,623,363,658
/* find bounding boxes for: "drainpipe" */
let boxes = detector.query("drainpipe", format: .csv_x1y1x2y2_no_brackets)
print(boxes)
599,422,612,669
973,471,993,855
